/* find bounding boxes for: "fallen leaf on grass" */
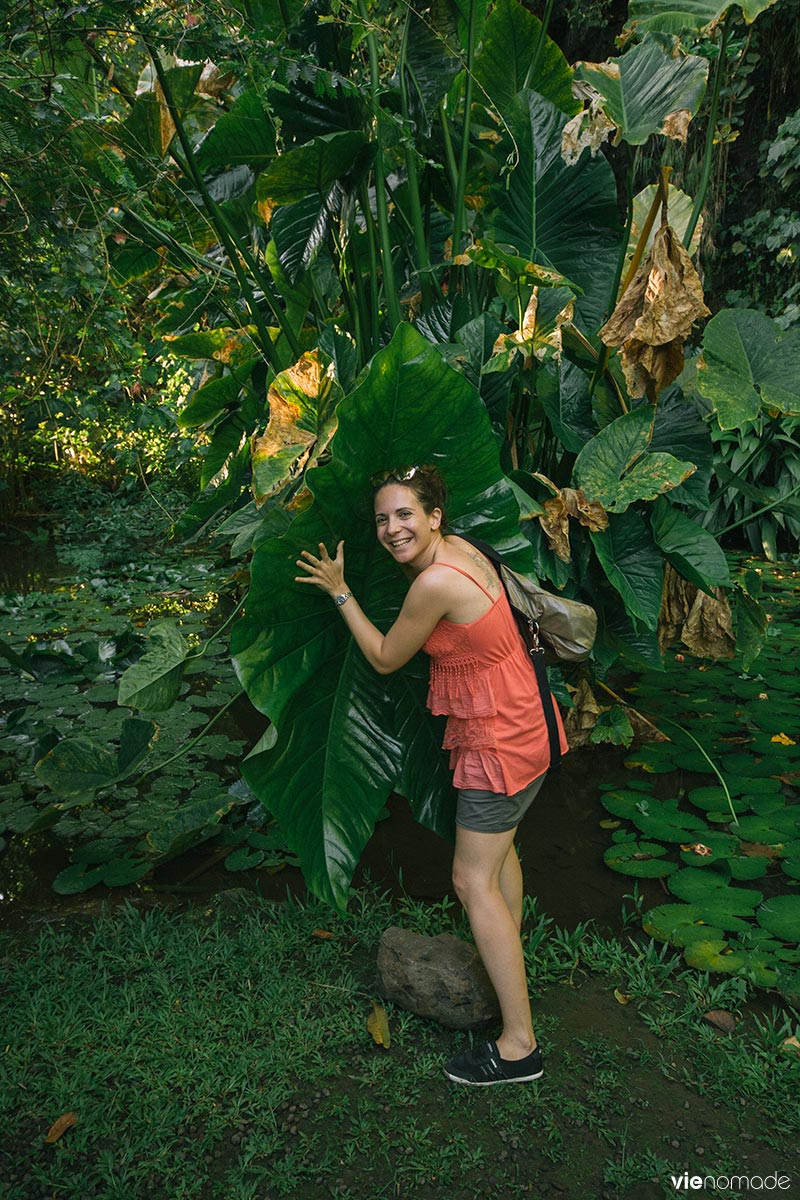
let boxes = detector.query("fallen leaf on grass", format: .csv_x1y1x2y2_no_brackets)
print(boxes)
614,989,632,1005
702,1009,738,1034
780,1036,800,1057
367,1001,391,1049
45,1113,77,1143
311,929,334,939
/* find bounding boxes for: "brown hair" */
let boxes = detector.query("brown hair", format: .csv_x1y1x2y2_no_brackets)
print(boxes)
371,464,448,529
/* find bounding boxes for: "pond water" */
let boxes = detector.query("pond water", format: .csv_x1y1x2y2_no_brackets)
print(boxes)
1,534,798,1001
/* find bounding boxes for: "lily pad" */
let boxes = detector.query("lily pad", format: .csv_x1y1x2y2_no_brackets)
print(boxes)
643,902,703,942
686,785,749,814
728,856,770,881
632,808,707,843
667,866,731,902
53,863,107,895
734,813,799,844
604,840,676,877
600,789,652,819
683,940,779,987
679,832,740,866
756,896,800,943
782,859,800,881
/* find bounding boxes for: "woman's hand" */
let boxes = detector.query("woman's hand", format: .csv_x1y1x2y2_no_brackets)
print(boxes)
295,540,346,597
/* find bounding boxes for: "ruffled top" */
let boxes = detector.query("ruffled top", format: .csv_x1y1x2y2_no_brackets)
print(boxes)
423,565,568,795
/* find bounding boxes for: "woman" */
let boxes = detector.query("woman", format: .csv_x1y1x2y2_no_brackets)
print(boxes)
295,464,567,1086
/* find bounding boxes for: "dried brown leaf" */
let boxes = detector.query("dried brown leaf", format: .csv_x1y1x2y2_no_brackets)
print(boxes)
45,1113,77,1143
311,929,334,939
661,108,691,142
703,1009,738,1034
600,224,710,399
367,1001,391,1049
563,680,601,748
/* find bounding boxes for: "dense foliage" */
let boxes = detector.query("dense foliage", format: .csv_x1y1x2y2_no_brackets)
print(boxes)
2,0,799,907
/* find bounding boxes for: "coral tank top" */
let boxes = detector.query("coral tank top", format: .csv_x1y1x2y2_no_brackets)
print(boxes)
423,564,568,795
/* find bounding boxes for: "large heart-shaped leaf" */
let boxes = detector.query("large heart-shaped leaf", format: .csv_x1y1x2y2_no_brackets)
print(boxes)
117,621,190,712
591,510,665,629
195,89,276,172
488,90,624,332
574,34,707,145
625,0,778,36
474,0,579,117
251,351,341,506
231,323,529,906
649,497,730,592
256,131,368,206
573,405,696,512
397,1,462,137
697,308,800,430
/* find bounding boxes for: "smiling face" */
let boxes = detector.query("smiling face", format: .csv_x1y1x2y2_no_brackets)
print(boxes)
374,483,443,570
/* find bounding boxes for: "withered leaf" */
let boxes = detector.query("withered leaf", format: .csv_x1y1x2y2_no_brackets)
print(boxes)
251,351,339,507
703,1009,738,1034
45,1112,77,1143
658,565,735,659
614,989,632,1005
563,680,601,748
367,1001,391,1049
600,223,710,399
311,929,334,939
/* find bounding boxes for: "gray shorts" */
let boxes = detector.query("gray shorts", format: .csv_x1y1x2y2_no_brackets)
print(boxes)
456,772,547,834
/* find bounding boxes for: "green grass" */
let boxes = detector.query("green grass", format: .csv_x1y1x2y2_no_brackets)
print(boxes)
2,889,799,1200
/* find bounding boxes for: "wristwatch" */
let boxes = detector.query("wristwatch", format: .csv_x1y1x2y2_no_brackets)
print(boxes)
333,591,353,607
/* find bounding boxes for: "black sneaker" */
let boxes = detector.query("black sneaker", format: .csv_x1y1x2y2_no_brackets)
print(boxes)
443,1040,543,1086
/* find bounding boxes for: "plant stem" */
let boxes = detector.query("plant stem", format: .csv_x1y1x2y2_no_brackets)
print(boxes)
684,13,732,250
140,34,296,367
186,594,247,660
139,691,243,779
451,0,477,260
717,479,800,536
658,715,738,825
596,681,738,825
359,0,401,329
524,0,555,89
399,12,434,308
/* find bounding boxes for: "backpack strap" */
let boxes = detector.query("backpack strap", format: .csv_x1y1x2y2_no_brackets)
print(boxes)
459,533,561,777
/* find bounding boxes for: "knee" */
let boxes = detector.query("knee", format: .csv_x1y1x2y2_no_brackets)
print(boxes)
452,863,485,909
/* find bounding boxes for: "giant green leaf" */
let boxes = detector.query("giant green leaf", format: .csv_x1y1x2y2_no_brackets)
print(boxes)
195,89,276,172
535,357,596,453
117,621,189,712
231,323,529,907
251,352,341,506
697,309,800,430
649,497,730,592
398,0,463,137
488,90,624,332
256,131,368,206
574,34,707,146
474,0,579,117
626,0,778,36
573,406,696,512
591,510,665,629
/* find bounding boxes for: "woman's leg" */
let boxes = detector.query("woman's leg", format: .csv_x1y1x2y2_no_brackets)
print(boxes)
452,824,535,1060
499,841,523,931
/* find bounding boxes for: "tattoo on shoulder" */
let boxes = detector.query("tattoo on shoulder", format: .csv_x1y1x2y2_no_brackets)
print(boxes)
463,548,499,591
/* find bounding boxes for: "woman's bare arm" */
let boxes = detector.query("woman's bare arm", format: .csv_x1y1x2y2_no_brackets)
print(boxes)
295,541,449,674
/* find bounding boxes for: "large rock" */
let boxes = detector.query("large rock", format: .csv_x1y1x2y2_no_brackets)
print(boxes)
376,926,499,1030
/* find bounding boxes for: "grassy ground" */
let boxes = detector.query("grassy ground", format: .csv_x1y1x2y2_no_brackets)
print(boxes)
2,888,798,1200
